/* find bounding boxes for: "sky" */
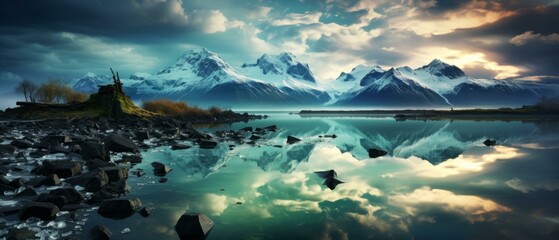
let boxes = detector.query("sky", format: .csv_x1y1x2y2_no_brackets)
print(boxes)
1,0,559,108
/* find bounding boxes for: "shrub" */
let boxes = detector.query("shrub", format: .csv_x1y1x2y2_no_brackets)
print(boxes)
35,80,88,104
142,99,223,116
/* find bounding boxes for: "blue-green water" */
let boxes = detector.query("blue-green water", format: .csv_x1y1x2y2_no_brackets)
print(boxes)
84,113,559,239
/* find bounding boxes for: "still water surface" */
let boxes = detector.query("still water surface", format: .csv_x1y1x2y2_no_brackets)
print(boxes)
83,113,559,239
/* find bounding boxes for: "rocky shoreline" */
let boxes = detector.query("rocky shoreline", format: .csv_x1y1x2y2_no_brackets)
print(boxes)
0,113,273,239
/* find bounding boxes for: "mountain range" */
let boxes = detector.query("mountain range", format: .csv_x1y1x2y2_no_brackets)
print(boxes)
73,48,542,108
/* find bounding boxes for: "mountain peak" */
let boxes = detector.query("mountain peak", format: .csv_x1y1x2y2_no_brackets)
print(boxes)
158,47,233,77
241,52,316,83
420,59,465,79
83,72,97,78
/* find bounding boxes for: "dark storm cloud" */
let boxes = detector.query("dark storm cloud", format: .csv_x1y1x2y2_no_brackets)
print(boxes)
438,5,559,77
0,0,190,40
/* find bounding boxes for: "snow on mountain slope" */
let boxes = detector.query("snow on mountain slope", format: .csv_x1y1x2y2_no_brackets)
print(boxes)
239,52,330,103
72,72,112,93
334,68,451,107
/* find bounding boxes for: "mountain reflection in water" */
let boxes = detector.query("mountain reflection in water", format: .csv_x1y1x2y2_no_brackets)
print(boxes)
81,113,559,240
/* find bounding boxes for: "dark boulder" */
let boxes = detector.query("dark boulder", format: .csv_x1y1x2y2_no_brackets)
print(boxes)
50,188,84,204
263,125,277,131
0,144,16,154
121,154,143,164
151,162,172,177
102,166,129,182
483,139,497,146
36,193,67,208
15,187,37,197
29,150,49,158
39,160,82,178
81,141,110,161
175,213,214,240
90,224,112,240
86,190,114,204
0,184,15,195
103,134,139,153
135,131,150,141
239,127,253,132
86,159,116,169
199,141,217,149
139,207,153,217
286,136,301,144
102,179,131,196
10,139,33,149
19,202,60,221
249,135,261,141
368,148,388,158
8,178,25,188
97,198,142,219
65,169,109,192
40,135,71,145
171,144,191,150
49,144,70,154
33,174,62,187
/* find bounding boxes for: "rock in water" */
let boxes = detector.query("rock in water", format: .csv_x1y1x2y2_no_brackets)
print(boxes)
19,202,60,221
171,144,191,150
90,224,112,240
314,169,337,179
286,136,301,144
135,131,150,141
0,144,16,154
10,139,33,149
98,198,142,219
199,141,217,149
102,166,129,182
139,207,153,217
368,148,388,158
65,169,110,192
104,134,139,153
151,162,173,176
50,188,84,204
40,160,82,178
323,177,344,190
175,213,214,240
81,141,110,161
483,139,497,146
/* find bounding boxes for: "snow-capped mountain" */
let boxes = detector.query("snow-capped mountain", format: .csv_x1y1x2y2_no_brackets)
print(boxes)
334,67,450,107
122,48,288,106
72,72,112,93
330,59,540,107
72,48,541,108
239,53,330,104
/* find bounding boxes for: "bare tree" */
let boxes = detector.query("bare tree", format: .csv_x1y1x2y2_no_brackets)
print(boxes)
15,79,37,102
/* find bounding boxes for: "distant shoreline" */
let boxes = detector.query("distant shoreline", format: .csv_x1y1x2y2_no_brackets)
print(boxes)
297,108,559,120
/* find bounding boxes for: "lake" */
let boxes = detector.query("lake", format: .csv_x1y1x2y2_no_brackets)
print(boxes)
80,112,559,239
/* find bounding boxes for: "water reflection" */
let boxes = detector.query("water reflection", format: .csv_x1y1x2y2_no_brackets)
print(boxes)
95,115,559,240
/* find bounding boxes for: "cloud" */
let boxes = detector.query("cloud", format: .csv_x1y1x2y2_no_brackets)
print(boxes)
510,31,559,46
0,31,159,80
272,12,322,26
505,177,559,193
390,187,511,223
247,6,273,19
0,0,190,38
389,0,516,37
405,47,523,79
393,146,524,178
192,10,244,34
